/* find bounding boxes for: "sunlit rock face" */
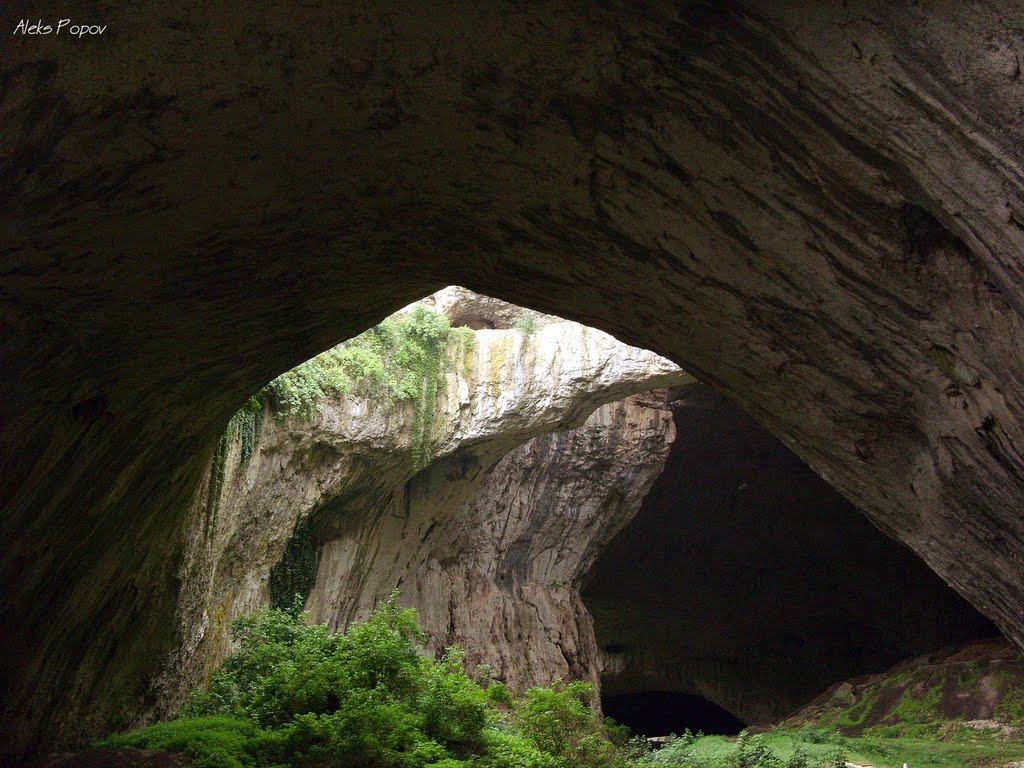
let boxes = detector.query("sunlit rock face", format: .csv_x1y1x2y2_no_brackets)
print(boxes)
155,293,689,727
584,384,1000,725
7,1,1024,759
307,391,676,695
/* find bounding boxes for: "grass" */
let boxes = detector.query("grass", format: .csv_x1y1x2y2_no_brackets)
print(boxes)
660,728,1024,768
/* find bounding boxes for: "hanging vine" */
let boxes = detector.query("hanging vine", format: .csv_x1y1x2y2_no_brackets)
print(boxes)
205,396,264,533
268,517,321,610
261,305,471,468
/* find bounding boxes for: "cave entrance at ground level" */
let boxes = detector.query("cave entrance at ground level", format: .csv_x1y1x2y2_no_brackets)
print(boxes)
602,691,747,737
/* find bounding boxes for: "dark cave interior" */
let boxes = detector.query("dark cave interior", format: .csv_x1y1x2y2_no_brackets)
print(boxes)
585,383,1001,725
602,691,747,737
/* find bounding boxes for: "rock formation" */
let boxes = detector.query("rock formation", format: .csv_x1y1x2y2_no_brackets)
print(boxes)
585,384,1000,725
307,391,676,695
783,638,1024,735
153,294,687,726
7,1,1024,759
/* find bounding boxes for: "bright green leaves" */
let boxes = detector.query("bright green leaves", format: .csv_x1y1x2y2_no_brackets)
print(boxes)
261,305,466,467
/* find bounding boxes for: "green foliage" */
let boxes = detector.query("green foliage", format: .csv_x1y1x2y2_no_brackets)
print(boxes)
235,397,264,468
262,305,462,467
97,715,260,768
995,678,1024,723
485,680,515,708
733,732,781,768
104,600,1024,768
268,519,321,610
604,717,634,747
152,595,489,767
206,427,232,531
638,730,848,768
514,680,626,768
206,400,264,531
104,598,644,768
421,647,489,746
830,686,877,729
891,681,943,724
783,746,811,768
514,310,538,337
211,305,476,509
477,727,557,768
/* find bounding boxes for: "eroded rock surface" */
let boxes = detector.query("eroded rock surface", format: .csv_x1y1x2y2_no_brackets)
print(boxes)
156,298,687,724
308,392,676,695
783,638,1024,734
6,1,1024,759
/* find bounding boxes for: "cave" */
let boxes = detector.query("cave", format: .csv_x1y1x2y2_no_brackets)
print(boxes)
601,692,747,738
7,1,1024,763
583,384,1001,725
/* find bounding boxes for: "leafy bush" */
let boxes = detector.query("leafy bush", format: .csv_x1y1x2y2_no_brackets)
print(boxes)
514,680,626,767
98,715,261,768
104,600,873,768
477,727,558,768
116,596,486,767
733,732,781,768
102,596,636,768
514,310,538,336
783,745,811,768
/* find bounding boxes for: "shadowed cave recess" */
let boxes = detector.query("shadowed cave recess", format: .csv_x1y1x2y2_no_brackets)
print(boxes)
583,383,1000,733
8,1,1024,763
601,692,748,738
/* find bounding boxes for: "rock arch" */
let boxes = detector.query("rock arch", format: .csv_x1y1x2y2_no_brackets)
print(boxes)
4,0,1024,759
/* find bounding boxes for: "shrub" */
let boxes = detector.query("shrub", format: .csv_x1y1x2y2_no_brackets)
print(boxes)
478,727,558,768
514,310,538,336
783,746,811,768
733,731,781,768
172,595,481,767
640,735,695,765
101,597,640,768
420,647,489,747
97,715,261,768
514,680,625,767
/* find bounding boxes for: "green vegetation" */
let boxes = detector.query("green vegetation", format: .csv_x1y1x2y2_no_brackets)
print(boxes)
996,682,1024,722
514,310,538,337
636,730,845,768
206,305,468,519
100,597,632,768
97,601,1024,768
235,397,265,468
890,680,943,725
635,726,1024,768
263,305,465,466
207,397,265,529
268,519,321,610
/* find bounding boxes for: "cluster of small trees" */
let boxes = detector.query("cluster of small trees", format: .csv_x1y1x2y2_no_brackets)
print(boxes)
99,597,847,768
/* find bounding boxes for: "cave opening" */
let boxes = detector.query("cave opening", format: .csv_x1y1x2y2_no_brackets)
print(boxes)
6,284,1017,763
602,691,747,737
212,286,1005,731
584,382,1003,726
